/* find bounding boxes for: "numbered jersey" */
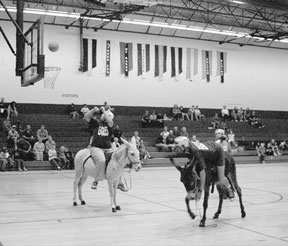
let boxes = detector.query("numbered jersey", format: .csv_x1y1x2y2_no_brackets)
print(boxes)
188,141,225,169
90,118,113,149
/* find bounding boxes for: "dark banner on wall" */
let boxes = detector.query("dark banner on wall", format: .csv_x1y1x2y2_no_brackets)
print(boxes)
217,51,227,83
137,44,150,78
120,42,133,77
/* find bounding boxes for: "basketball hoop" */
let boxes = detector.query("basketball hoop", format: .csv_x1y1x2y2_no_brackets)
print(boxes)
43,67,61,90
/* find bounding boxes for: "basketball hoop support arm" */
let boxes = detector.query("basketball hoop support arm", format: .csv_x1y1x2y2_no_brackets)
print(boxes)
0,26,16,55
0,0,30,45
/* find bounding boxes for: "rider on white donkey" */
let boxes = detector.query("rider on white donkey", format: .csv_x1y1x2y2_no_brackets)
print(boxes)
83,106,127,192
172,136,234,201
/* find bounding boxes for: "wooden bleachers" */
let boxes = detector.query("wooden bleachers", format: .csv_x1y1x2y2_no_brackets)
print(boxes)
0,103,288,170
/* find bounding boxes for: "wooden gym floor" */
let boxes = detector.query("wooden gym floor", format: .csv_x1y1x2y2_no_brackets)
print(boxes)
0,163,288,246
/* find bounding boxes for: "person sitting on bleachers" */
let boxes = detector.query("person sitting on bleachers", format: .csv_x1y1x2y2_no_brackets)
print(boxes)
33,138,45,161
248,111,265,129
179,106,189,121
208,112,220,130
163,113,172,121
45,135,56,161
0,147,14,172
172,126,180,137
7,125,19,150
227,128,236,146
237,107,245,122
156,112,164,127
191,135,200,144
16,137,34,161
270,139,281,156
160,126,169,142
194,105,205,121
165,130,175,152
279,140,288,151
139,139,152,160
67,103,79,119
265,143,275,157
13,144,28,171
7,101,18,119
141,110,151,128
2,117,12,136
188,105,196,121
155,133,169,152
172,104,181,121
180,126,189,138
243,107,251,122
221,105,230,121
0,97,7,118
22,124,36,146
37,124,49,144
149,110,158,127
48,145,61,170
230,107,238,121
111,137,121,150
58,146,74,169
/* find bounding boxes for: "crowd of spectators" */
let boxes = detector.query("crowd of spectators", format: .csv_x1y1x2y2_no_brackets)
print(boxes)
255,139,285,163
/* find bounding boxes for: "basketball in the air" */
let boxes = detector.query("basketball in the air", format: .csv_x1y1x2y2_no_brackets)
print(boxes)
48,41,59,52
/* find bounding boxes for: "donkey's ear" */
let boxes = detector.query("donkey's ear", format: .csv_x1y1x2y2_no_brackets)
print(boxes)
121,138,130,146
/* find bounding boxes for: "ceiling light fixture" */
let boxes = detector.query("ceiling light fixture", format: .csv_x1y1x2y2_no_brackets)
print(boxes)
1,6,288,44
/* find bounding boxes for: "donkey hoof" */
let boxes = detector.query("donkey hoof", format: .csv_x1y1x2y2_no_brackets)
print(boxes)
112,208,116,212
241,211,246,218
213,213,219,219
81,200,86,205
116,205,121,211
73,202,77,206
199,221,206,227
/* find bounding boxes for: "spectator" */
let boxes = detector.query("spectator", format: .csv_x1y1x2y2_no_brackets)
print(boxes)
48,145,61,170
141,110,151,128
67,103,79,119
180,126,189,138
0,147,14,172
179,106,189,121
270,139,281,156
139,139,152,160
13,145,28,172
156,112,164,127
208,113,220,130
231,107,238,121
80,104,90,117
172,104,181,120
279,140,288,151
113,124,124,144
265,143,275,157
111,137,121,150
165,130,175,152
163,113,172,121
194,106,204,121
191,135,199,144
0,97,6,118
188,105,196,121
2,117,12,136
172,126,180,137
103,101,114,112
155,133,169,152
149,110,158,127
22,124,36,146
33,138,45,161
16,137,34,161
248,111,265,129
237,107,245,122
221,105,230,121
45,135,56,152
37,124,49,144
7,125,19,150
130,131,141,149
58,146,74,169
256,142,266,164
7,101,18,119
160,126,169,142
243,107,251,122
227,128,236,146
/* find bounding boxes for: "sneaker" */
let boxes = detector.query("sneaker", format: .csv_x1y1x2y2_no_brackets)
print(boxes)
117,183,128,192
91,181,98,190
227,187,235,199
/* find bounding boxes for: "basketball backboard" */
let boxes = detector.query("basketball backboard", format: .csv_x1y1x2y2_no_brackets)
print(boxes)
21,18,45,87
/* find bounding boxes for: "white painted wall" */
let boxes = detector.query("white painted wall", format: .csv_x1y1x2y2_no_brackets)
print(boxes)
1,21,288,111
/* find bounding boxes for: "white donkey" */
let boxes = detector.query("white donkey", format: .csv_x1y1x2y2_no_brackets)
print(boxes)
73,138,142,212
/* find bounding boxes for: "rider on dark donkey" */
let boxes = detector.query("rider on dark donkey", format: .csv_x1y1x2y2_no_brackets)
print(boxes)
170,136,234,201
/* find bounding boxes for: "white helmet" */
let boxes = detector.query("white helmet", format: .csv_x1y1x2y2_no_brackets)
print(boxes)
215,129,225,135
174,136,190,148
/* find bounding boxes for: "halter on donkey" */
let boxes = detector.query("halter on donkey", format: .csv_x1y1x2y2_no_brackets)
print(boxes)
170,136,246,227
73,138,141,212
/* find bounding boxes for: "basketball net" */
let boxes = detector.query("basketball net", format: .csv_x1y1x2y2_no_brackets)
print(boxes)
43,67,61,90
